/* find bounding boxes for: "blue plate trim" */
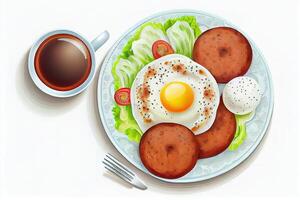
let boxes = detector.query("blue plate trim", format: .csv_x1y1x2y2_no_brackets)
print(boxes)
97,10,274,183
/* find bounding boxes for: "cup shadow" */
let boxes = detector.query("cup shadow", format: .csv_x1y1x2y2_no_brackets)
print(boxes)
86,53,273,193
15,49,84,116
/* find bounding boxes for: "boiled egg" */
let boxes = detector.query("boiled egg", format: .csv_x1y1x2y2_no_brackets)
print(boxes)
223,76,262,115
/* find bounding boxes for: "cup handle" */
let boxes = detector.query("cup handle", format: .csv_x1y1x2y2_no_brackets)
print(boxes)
91,30,109,51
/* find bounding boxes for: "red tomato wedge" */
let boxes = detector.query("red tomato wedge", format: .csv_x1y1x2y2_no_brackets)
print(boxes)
114,88,131,106
152,40,174,59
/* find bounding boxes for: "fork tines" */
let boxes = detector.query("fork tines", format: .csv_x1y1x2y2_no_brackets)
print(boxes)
103,153,134,181
102,153,147,190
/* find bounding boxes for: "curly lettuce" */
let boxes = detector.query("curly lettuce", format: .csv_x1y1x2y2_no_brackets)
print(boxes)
112,16,201,142
229,112,254,150
112,22,167,142
163,16,201,37
164,16,201,57
121,22,166,59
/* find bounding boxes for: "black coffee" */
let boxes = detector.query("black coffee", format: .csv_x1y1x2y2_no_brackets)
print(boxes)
34,34,92,91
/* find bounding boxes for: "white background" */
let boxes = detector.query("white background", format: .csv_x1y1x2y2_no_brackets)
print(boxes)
0,0,299,199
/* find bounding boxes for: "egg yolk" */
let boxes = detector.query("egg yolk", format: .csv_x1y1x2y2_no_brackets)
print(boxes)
160,81,194,112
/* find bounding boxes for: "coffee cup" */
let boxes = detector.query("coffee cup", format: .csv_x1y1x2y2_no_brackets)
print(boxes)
28,29,109,97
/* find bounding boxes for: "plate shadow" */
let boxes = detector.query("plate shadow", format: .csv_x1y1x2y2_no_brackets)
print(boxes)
86,50,273,193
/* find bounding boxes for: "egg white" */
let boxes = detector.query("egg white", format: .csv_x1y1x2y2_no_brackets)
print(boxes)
131,54,220,135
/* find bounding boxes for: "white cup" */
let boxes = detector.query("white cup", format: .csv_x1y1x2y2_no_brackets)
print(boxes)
28,29,109,97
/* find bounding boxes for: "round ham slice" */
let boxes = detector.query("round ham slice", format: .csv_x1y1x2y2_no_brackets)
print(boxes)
196,97,236,158
193,27,252,83
139,123,198,179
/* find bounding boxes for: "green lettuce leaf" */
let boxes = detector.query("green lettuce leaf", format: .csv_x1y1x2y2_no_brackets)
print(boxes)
164,16,201,37
111,16,202,143
229,112,254,151
164,16,201,57
111,22,167,142
112,105,142,142
121,22,166,58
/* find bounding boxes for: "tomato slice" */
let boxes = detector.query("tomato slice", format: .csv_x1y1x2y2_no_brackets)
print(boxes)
114,88,131,106
152,40,174,59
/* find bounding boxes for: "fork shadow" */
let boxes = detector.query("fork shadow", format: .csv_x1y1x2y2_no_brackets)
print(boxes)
102,172,133,189
86,54,273,193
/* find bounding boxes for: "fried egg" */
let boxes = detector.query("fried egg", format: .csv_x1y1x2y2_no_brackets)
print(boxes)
131,54,220,135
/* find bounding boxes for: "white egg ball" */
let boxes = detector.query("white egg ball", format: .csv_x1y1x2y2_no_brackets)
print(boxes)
223,76,262,115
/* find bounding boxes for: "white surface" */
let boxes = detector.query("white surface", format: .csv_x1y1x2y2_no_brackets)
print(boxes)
0,0,299,199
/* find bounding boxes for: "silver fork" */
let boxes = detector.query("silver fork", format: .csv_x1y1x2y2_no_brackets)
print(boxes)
102,153,147,190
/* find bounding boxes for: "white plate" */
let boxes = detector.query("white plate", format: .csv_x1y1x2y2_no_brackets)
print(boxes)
97,10,274,183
